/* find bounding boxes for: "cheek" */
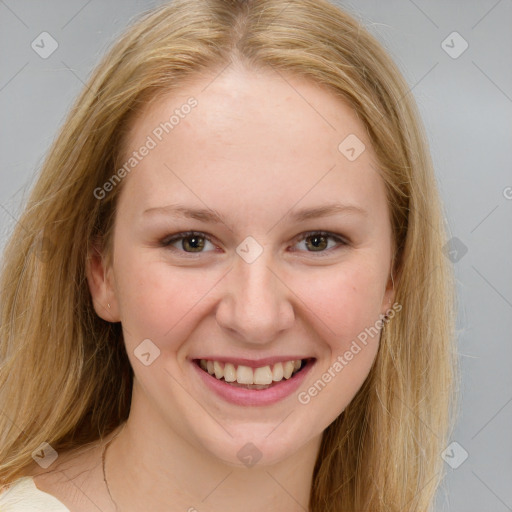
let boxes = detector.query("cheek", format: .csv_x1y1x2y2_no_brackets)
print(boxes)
293,261,386,344
292,264,384,420
113,251,222,345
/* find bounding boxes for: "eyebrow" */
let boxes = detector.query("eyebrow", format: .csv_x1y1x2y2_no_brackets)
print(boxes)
143,204,224,223
289,203,367,222
142,202,367,223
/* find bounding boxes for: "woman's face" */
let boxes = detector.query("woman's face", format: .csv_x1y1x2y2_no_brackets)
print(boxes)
90,65,395,466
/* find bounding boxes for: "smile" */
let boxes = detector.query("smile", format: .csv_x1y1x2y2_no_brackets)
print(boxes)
197,358,306,389
192,357,316,406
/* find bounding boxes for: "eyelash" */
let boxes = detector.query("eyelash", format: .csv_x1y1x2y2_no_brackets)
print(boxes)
160,230,348,256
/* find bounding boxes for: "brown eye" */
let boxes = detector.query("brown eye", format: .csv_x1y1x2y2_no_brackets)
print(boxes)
305,234,328,251
162,231,216,254
182,235,205,252
293,231,347,254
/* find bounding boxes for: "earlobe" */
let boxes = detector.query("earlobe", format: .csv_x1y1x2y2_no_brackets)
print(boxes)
85,241,120,322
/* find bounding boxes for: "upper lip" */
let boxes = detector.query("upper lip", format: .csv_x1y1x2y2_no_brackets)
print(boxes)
191,356,314,368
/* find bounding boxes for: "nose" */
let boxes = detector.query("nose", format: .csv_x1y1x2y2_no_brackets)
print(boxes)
215,251,295,345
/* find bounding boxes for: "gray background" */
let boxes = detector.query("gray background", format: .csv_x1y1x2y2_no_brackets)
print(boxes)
1,1,511,510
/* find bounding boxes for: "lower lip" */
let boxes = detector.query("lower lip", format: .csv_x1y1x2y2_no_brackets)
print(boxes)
192,359,315,406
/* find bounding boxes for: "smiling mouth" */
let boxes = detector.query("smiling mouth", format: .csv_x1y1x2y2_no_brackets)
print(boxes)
194,358,313,390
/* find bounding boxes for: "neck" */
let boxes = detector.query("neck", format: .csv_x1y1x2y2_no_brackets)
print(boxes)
105,389,320,511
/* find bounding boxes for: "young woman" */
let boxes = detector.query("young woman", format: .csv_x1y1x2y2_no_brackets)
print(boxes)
0,0,457,510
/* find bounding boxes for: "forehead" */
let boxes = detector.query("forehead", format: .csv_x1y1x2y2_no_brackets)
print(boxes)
118,66,387,221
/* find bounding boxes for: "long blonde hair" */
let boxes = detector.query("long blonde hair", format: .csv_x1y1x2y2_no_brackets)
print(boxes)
0,1,458,510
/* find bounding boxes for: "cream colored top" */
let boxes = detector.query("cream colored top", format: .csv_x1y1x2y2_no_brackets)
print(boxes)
0,476,70,511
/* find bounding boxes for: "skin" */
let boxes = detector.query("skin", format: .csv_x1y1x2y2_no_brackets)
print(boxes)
32,63,395,512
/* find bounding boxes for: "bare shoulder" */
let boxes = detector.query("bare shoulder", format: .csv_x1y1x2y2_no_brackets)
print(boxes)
26,437,114,512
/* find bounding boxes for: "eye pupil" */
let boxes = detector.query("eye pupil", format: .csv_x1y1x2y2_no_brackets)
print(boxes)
183,236,205,252
306,235,328,251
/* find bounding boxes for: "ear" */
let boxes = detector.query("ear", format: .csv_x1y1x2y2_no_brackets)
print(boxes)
380,270,397,317
86,238,120,322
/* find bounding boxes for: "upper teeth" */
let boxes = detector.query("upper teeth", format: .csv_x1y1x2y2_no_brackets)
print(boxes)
199,359,303,385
